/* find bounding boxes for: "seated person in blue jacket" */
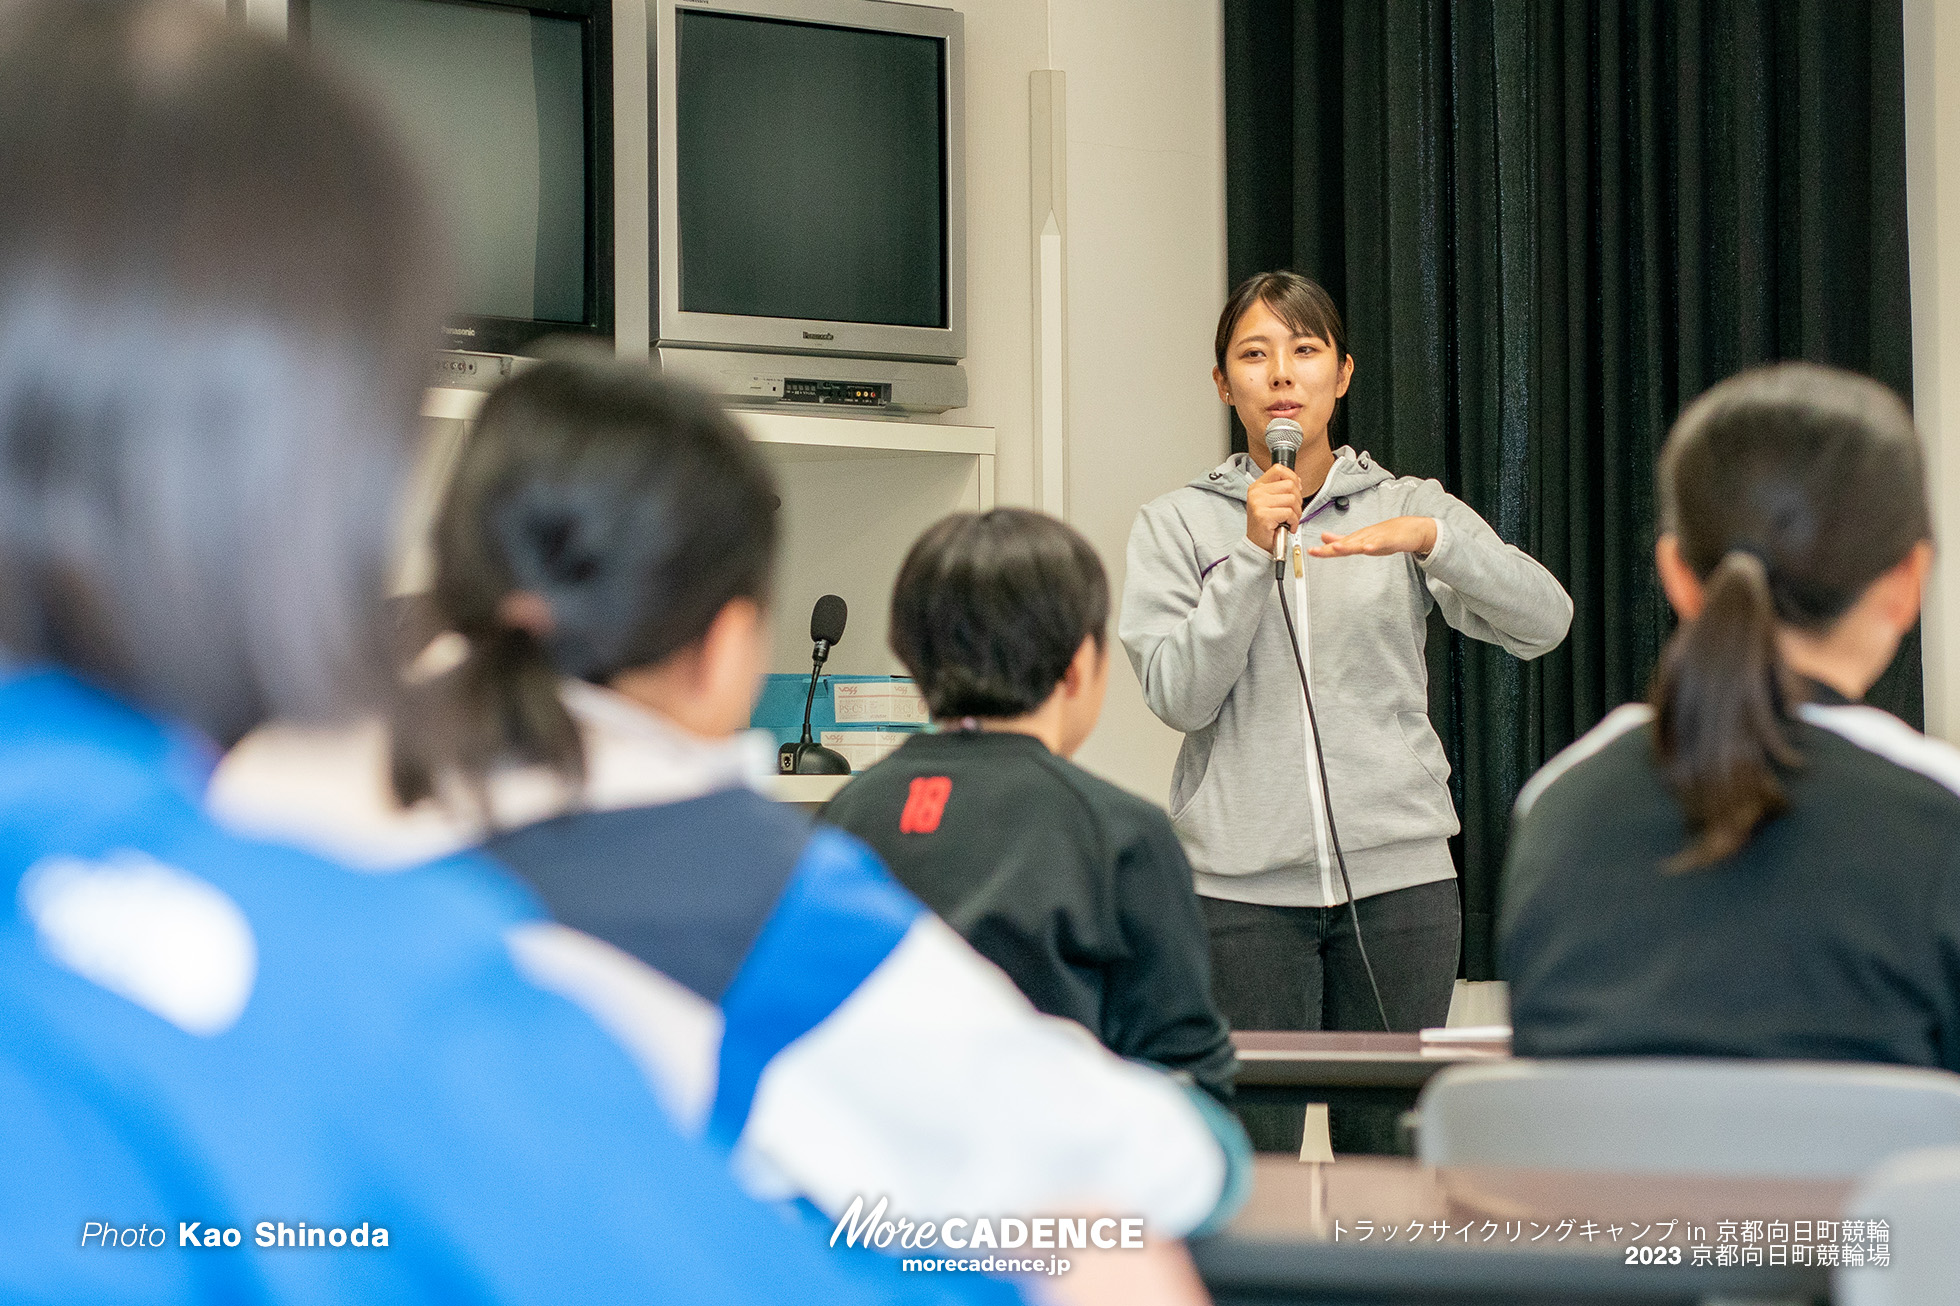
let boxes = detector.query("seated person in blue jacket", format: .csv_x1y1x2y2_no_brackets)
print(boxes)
822,509,1237,1107
0,5,1155,1305
1501,361,1960,1070
211,359,1248,1240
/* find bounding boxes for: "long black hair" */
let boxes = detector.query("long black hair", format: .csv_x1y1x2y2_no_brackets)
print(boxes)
392,358,779,809
1651,361,1930,870
0,0,442,743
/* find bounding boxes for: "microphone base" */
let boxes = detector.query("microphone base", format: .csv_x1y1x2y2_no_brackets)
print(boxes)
780,742,853,776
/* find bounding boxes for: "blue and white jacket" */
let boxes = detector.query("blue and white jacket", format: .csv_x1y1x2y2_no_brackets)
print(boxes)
1,669,1019,1306
213,681,1249,1234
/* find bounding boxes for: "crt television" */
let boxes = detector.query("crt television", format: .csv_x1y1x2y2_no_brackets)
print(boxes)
296,0,616,363
651,0,967,411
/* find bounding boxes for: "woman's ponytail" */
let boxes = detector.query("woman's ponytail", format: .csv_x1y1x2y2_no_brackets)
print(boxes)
1649,550,1801,871
1649,362,1930,869
380,360,780,826
389,623,582,826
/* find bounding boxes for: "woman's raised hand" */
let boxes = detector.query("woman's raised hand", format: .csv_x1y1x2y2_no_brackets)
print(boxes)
1308,515,1439,560
1244,462,1304,554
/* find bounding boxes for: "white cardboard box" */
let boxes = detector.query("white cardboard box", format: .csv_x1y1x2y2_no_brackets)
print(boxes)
832,679,930,726
819,729,918,772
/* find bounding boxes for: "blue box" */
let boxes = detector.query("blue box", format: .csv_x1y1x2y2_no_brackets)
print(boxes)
753,674,929,757
753,674,929,765
753,673,836,738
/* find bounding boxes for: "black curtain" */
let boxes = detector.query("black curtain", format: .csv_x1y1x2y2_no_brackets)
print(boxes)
1224,0,1916,978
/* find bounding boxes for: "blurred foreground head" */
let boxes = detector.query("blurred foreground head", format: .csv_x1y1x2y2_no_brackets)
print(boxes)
0,0,440,743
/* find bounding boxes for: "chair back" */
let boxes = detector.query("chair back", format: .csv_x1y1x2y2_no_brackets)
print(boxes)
1835,1145,1960,1306
1417,1059,1960,1178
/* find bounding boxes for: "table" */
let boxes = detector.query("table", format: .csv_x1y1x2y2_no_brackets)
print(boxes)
765,773,850,808
1194,1155,1843,1304
1230,1030,1511,1113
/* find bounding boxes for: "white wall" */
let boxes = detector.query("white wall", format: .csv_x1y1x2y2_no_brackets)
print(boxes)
946,0,1228,801
1905,0,1960,743
938,0,1047,510
1053,1,1229,799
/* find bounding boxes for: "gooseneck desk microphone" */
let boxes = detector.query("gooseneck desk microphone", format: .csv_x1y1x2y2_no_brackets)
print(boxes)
781,594,853,776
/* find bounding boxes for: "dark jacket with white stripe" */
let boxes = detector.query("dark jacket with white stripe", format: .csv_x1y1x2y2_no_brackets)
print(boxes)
1501,685,1960,1071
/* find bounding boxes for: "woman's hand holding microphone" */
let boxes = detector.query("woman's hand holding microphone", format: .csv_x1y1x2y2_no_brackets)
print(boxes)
1244,462,1304,554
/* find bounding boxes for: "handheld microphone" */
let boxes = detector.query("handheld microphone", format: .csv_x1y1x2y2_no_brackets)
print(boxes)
783,595,853,776
1264,418,1305,562
1264,417,1304,470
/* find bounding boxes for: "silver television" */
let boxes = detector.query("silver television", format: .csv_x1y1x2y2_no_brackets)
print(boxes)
650,0,967,412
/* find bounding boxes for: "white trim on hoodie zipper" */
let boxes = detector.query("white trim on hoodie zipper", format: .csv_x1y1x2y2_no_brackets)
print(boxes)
1290,532,1337,901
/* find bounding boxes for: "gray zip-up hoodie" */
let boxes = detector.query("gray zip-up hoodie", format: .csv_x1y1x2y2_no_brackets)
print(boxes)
1120,448,1572,906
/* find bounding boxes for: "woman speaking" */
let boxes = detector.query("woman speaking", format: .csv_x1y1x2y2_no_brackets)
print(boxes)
1119,270,1572,1151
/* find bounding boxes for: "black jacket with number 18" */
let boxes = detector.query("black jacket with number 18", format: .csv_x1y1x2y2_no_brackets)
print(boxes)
822,729,1237,1102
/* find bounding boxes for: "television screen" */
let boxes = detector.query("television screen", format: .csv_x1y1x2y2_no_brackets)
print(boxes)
675,10,946,329
309,0,590,327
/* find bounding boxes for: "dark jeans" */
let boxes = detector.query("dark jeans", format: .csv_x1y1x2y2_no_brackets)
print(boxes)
1201,880,1461,1154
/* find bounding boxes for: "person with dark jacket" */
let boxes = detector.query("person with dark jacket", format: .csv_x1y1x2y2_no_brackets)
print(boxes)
1502,362,1957,1069
825,509,1241,1107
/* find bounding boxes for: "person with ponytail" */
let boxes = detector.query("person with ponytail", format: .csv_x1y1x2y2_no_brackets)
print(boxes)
0,7,1070,1304
212,357,1248,1254
1500,361,1960,1069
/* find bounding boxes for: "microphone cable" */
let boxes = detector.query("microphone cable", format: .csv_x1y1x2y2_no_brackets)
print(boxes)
1273,531,1392,1033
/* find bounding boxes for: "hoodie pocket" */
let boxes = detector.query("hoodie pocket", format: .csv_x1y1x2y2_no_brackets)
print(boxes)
1168,731,1214,821
1396,711,1452,789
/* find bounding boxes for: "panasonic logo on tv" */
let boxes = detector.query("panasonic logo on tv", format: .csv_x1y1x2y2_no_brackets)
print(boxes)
443,326,477,338
802,331,834,341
